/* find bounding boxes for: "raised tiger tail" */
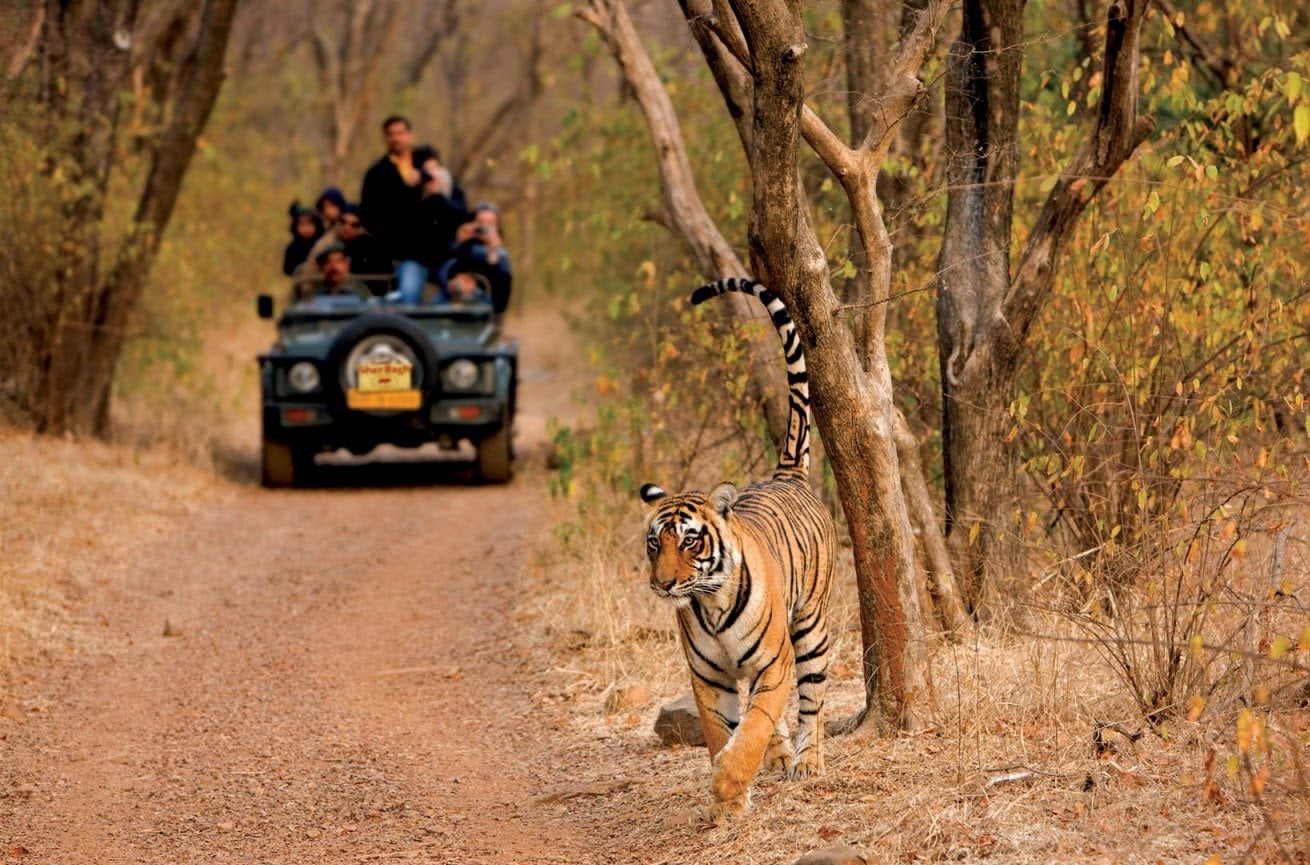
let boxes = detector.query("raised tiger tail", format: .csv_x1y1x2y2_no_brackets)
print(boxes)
690,277,810,475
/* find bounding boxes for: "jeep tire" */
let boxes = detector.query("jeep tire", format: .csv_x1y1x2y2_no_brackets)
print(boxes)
261,438,316,488
476,425,513,484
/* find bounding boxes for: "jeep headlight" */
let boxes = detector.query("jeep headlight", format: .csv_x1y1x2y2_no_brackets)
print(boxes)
287,361,321,393
442,359,481,391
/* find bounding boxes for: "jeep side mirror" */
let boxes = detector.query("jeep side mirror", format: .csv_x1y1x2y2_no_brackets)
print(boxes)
256,294,274,319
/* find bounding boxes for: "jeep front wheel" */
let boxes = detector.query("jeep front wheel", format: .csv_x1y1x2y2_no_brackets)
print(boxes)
261,439,316,488
476,426,513,484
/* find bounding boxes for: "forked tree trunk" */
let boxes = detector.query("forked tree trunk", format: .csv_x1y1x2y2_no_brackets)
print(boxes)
732,0,949,733
937,0,1153,620
32,0,238,437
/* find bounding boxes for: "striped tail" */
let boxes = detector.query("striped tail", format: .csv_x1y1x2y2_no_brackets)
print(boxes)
690,277,810,475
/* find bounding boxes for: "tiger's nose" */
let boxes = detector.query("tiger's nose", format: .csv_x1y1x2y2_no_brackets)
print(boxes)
651,577,675,593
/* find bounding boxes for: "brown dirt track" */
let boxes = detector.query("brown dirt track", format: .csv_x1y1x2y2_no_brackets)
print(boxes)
0,310,641,864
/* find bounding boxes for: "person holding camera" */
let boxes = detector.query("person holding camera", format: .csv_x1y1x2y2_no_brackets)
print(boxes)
413,145,469,301
439,203,512,313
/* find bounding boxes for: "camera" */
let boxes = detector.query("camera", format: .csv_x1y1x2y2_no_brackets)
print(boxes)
473,224,490,237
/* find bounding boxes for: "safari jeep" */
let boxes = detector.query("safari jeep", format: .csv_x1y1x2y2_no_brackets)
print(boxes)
255,291,517,488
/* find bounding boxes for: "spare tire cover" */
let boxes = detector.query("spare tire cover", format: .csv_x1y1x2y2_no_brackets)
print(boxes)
323,313,439,415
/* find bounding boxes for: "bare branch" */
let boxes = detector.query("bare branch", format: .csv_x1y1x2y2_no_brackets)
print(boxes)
4,4,46,82
403,0,460,86
1006,0,1155,343
578,0,790,446
577,0,746,279
678,0,755,155
1151,0,1232,88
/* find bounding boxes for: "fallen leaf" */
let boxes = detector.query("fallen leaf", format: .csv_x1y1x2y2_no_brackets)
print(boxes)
1116,768,1147,787
818,825,841,841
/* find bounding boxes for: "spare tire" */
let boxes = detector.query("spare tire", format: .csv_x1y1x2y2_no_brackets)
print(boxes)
323,313,439,416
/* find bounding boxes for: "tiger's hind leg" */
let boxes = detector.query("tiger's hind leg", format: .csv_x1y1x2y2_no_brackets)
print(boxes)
763,716,794,773
789,610,829,780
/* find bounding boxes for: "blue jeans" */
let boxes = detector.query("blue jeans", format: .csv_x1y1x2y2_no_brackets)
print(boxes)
395,260,429,304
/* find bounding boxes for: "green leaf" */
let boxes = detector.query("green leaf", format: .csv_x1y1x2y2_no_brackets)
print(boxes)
1289,71,1304,104
1269,634,1291,660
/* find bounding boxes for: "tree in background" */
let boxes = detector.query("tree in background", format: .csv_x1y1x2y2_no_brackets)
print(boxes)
0,0,238,436
936,0,1152,619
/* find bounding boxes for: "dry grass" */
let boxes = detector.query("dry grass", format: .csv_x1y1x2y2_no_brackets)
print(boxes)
521,481,1310,864
0,426,229,697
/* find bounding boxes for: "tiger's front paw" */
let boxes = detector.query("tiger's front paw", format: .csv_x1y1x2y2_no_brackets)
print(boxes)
698,794,749,826
787,748,824,781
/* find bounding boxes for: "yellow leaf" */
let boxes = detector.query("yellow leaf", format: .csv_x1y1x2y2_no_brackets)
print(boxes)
1187,695,1205,722
1295,103,1310,146
1298,624,1310,652
968,522,982,546
1250,764,1269,797
1269,634,1290,660
1237,709,1253,755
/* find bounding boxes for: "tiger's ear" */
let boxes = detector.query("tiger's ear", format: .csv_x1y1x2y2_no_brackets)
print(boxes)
709,483,738,517
639,483,667,505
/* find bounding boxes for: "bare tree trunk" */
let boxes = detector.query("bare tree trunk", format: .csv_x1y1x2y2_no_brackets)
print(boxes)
938,0,1153,620
38,0,139,434
30,0,238,437
585,0,947,732
893,411,973,638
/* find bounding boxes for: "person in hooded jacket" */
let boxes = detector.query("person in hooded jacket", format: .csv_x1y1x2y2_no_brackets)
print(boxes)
304,186,352,268
282,202,323,276
315,186,346,230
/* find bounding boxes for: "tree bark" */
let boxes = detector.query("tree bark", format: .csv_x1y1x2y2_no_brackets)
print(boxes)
893,410,973,639
937,0,1152,620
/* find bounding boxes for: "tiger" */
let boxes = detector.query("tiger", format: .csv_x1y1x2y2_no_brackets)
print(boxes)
639,277,836,822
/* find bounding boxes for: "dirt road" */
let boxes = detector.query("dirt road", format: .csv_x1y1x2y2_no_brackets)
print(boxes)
0,314,669,864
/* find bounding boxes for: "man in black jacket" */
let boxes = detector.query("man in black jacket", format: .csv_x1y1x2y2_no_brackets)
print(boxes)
360,115,425,302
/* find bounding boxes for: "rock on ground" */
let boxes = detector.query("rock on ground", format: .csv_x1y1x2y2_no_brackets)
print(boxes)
791,844,868,865
653,694,704,747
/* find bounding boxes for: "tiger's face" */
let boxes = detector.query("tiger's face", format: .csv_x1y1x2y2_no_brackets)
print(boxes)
639,482,739,604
